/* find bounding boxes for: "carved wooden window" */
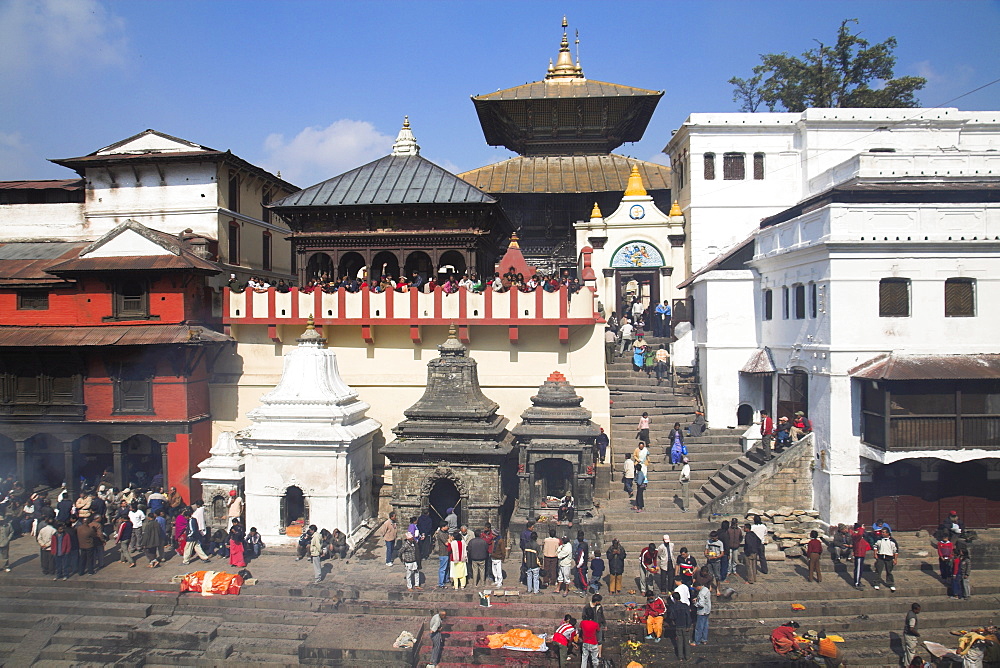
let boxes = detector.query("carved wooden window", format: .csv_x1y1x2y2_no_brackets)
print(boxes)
879,278,910,317
17,289,49,310
0,354,84,417
762,289,773,321
944,278,975,317
723,153,745,180
262,231,272,271
261,188,271,224
753,152,765,180
228,170,240,213
228,222,240,266
114,280,148,319
793,284,806,320
703,153,715,180
113,364,153,415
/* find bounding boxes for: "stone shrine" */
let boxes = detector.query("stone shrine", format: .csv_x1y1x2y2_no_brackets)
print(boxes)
235,319,380,547
192,431,244,532
381,326,516,531
511,372,600,519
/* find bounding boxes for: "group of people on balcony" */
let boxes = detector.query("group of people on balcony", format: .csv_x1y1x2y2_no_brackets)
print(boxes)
227,266,584,297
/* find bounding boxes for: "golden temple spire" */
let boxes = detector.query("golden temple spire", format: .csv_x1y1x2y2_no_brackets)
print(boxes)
508,231,520,249
624,164,647,197
590,202,603,219
669,200,683,216
546,16,584,80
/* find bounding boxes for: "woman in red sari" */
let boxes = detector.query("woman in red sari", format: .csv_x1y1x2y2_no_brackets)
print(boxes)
228,519,246,568
174,512,188,555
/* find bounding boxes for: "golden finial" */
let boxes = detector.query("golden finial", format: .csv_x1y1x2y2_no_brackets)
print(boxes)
509,232,520,249
403,115,410,128
590,202,603,218
669,200,682,217
624,164,647,197
306,314,316,329
448,323,457,339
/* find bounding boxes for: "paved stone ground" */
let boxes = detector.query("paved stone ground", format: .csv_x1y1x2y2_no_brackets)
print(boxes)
0,526,998,666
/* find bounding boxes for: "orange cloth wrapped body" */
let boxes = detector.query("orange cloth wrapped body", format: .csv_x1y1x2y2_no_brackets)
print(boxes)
485,628,545,651
179,570,244,595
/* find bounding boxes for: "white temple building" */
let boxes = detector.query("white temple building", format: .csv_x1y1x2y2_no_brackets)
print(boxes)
234,319,380,546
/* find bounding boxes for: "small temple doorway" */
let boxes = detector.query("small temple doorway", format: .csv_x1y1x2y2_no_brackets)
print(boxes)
281,485,308,529
427,478,462,528
616,270,659,322
534,458,574,502
777,369,809,422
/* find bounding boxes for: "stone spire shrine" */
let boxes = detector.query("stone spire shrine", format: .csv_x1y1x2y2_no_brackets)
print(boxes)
381,326,516,530
511,371,600,519
236,318,380,546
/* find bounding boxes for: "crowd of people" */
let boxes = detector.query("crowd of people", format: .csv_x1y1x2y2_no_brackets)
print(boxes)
227,266,585,297
0,475,257,579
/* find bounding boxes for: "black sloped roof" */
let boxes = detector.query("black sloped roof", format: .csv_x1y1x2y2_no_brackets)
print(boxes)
270,154,497,209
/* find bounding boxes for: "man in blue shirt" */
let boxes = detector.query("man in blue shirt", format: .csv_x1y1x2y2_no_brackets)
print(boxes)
654,300,672,338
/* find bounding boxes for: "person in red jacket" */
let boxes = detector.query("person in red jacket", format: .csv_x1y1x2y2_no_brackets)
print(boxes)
936,535,955,581
50,522,73,581
806,530,823,583
850,523,871,589
760,409,775,460
643,591,667,642
771,620,802,659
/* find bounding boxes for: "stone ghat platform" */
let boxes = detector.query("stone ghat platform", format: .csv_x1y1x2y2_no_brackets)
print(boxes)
0,530,997,666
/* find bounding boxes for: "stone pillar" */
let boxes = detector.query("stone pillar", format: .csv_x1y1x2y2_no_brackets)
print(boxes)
15,441,26,488
112,441,125,491
63,441,76,497
160,443,170,491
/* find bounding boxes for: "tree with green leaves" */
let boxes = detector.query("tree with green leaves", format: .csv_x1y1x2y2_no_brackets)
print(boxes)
729,19,926,112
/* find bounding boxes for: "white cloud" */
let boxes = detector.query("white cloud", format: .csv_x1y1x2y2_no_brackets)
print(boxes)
0,132,36,179
0,0,129,78
263,120,395,187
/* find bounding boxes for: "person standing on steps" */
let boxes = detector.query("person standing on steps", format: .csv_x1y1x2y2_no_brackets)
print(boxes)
522,530,540,594
579,605,602,668
595,427,609,465
742,522,761,583
751,515,769,575
657,535,675,594
693,580,712,645
606,538,626,595
806,530,823,583
668,590,692,659
670,425,687,469
622,454,635,498
637,412,651,447
427,609,447,668
557,535,574,597
679,457,691,512
401,532,420,590
639,542,659,593
618,318,634,358
654,344,669,385
903,603,921,665
435,523,451,588
850,523,871,589
759,409,774,460
603,326,617,366
633,463,647,513
543,528,560,589
704,532,724,595
376,511,399,567
654,299,671,338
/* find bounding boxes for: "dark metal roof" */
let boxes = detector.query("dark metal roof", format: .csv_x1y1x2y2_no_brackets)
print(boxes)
271,155,496,208
850,354,1000,380
0,325,232,347
0,242,87,286
740,348,776,374
458,155,670,194
473,79,662,101
0,179,83,191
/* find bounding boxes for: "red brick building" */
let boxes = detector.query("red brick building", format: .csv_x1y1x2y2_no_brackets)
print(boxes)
0,220,230,501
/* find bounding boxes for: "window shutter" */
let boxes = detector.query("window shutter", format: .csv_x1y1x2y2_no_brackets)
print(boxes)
723,153,745,180
879,279,910,317
703,154,715,180
944,279,974,317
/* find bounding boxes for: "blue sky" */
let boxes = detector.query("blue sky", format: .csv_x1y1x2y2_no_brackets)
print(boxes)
2,0,999,187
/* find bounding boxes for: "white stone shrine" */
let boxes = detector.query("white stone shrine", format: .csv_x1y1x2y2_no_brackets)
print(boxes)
192,431,244,531
235,318,380,546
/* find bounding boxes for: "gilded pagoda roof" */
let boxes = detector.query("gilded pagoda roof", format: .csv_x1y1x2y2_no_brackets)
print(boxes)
270,154,497,209
458,155,670,194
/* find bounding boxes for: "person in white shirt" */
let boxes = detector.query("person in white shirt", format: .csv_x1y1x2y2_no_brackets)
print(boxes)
618,321,634,357
127,503,145,552
622,455,635,497
679,458,691,512
873,529,899,591
672,576,691,605
656,534,674,592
